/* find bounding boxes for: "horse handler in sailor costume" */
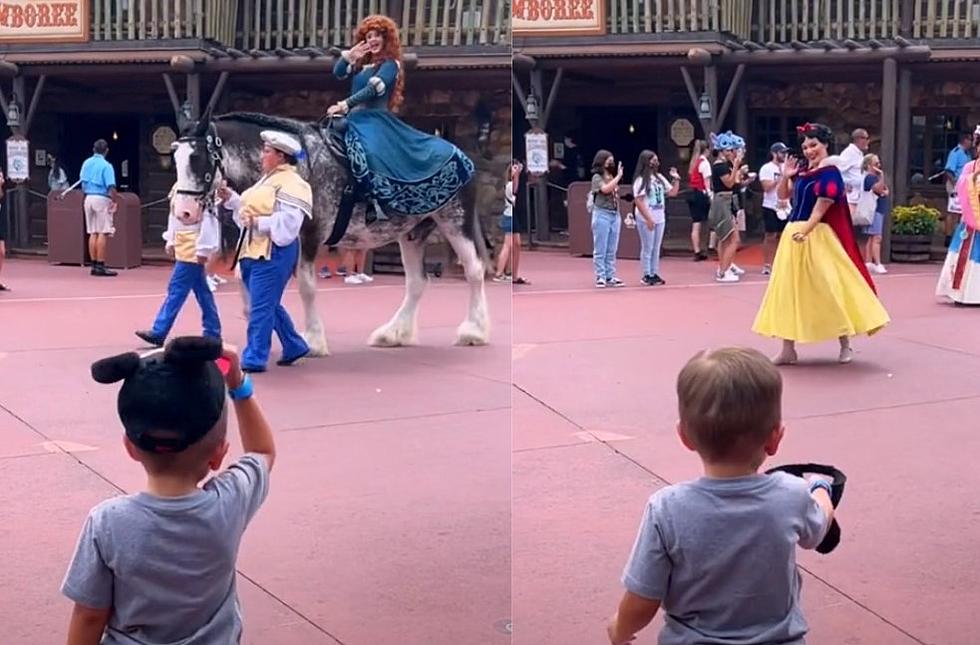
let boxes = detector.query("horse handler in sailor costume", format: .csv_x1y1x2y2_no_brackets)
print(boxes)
135,184,222,347
217,130,312,373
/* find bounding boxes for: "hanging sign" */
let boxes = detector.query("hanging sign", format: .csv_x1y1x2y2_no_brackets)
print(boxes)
6,135,29,182
524,131,550,175
0,1,89,43
513,0,606,36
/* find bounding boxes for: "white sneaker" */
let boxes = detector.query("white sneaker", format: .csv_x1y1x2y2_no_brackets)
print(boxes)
211,274,228,285
206,276,218,292
874,264,888,274
729,263,745,276
716,270,740,283
345,274,364,285
761,265,771,276
358,272,374,283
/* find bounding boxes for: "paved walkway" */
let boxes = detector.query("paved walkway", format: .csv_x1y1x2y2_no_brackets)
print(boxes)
0,258,511,644
513,249,979,645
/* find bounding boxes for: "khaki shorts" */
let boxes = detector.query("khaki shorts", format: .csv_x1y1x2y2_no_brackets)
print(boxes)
84,195,115,235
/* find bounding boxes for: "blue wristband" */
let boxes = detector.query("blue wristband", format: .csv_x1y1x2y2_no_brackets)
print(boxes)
228,373,253,401
809,479,832,496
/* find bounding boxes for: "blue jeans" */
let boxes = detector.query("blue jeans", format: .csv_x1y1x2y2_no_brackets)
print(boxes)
150,261,221,340
239,240,309,370
591,208,621,280
637,220,666,277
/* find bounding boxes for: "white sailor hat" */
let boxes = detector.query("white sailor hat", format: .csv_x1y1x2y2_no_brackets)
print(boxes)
260,130,302,157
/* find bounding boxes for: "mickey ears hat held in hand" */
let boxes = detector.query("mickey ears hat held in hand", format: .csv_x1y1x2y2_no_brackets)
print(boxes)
766,463,847,555
91,336,227,454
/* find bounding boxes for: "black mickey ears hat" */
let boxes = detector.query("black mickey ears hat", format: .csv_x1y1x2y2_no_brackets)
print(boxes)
91,336,226,454
766,463,847,555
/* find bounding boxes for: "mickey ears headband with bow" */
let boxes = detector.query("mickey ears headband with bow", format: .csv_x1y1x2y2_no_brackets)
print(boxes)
796,122,815,135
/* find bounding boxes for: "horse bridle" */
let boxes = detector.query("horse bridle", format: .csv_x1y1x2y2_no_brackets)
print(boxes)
174,123,224,210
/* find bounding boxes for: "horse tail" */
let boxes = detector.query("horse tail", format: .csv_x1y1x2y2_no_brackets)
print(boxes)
461,180,489,268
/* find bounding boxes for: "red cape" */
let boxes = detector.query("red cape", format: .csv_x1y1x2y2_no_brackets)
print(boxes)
817,176,877,294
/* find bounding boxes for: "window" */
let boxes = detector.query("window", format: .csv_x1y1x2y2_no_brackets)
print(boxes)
751,114,807,169
909,113,966,188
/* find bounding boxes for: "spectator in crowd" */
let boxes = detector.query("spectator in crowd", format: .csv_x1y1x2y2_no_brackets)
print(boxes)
759,142,790,275
80,139,120,277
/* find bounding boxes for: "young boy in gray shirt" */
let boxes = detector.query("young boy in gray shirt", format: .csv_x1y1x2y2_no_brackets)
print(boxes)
61,337,275,644
608,347,835,645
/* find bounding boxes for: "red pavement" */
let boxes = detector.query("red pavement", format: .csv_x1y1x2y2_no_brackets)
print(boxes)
513,248,980,645
0,258,511,644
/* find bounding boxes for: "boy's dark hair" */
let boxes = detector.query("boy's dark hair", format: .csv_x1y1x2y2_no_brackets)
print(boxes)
677,347,782,462
93,139,109,155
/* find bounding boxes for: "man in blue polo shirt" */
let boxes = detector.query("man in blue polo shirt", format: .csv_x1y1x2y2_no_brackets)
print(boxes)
80,139,119,277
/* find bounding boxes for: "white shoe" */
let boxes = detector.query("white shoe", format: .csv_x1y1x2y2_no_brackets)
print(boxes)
358,272,374,283
206,276,218,292
874,264,888,274
729,263,745,276
761,265,771,276
211,274,228,285
716,270,739,283
345,274,365,285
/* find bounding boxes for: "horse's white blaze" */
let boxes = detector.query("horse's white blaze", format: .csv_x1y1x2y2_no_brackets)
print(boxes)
172,142,196,192
368,236,426,347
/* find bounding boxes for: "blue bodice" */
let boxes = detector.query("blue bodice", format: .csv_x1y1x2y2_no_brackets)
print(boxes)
788,166,846,222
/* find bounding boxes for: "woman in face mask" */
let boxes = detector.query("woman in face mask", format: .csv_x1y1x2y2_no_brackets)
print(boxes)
632,150,680,285
590,150,625,287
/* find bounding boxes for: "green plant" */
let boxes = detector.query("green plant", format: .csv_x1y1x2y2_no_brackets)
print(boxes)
891,204,941,236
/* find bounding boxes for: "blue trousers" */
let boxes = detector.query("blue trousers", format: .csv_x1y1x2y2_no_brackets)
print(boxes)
150,261,221,340
637,220,666,278
240,240,309,370
591,208,621,280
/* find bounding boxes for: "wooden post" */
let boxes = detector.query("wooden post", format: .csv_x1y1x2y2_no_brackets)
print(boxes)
529,68,550,243
891,65,912,263
187,73,201,119
880,57,897,262
705,64,718,130
11,75,28,248
735,83,748,143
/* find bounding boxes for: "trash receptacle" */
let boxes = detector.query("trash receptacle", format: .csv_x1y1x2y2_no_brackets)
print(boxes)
105,192,142,269
47,189,86,265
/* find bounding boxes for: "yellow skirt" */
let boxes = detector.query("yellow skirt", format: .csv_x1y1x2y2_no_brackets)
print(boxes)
752,222,890,343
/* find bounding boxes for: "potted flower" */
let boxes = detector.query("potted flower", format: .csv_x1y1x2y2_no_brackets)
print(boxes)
890,204,941,262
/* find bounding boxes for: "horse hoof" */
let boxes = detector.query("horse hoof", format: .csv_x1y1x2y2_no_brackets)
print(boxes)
369,323,417,348
455,321,489,346
302,331,330,357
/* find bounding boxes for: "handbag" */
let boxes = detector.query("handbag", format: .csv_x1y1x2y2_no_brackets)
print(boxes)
948,192,962,214
853,188,877,227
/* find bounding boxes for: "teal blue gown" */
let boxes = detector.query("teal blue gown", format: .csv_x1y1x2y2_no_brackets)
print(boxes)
335,57,474,215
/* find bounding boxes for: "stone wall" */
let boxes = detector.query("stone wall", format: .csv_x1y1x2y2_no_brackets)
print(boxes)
224,81,512,247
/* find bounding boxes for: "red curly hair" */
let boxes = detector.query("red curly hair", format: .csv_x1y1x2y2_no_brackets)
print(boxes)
354,15,405,113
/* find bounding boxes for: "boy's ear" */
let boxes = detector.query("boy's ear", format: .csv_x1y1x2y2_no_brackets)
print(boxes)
764,424,785,456
123,436,142,463
676,421,697,452
208,439,230,471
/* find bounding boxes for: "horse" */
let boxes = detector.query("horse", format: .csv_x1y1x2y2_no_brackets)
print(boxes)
170,109,491,356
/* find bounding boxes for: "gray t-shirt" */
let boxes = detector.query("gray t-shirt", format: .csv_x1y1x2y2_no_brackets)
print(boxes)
62,454,271,644
591,173,619,212
622,472,829,645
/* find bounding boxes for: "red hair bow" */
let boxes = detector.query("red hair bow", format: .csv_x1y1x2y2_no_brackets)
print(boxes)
796,122,814,134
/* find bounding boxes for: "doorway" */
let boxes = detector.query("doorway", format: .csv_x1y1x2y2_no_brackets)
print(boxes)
576,107,659,178
62,114,141,194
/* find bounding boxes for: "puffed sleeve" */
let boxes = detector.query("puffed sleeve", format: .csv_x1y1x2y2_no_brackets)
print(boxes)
346,59,399,108
814,168,845,200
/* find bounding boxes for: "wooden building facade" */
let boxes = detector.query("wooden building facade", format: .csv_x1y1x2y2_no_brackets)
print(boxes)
0,0,511,254
513,0,980,258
